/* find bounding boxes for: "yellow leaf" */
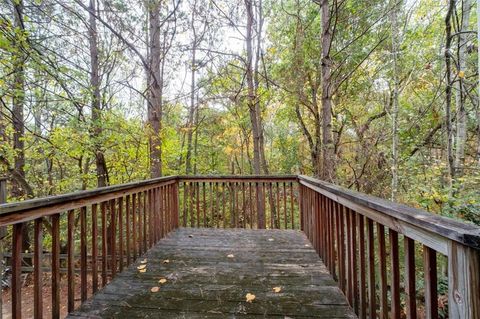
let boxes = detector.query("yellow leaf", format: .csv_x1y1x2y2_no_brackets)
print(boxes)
137,264,147,270
163,259,170,264
458,70,465,78
272,286,282,293
246,293,256,303
159,278,167,284
227,254,234,258
139,268,147,273
150,286,160,293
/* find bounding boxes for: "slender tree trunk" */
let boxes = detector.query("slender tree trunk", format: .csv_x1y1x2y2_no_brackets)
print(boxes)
454,0,472,176
245,0,265,228
88,0,108,187
477,0,480,165
186,2,197,175
320,0,335,182
390,0,401,200
148,0,163,178
445,0,455,186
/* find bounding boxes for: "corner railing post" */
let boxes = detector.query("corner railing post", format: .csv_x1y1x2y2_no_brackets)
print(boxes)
448,242,480,318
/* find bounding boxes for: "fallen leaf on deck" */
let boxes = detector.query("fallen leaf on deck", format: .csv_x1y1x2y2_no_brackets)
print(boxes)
139,268,147,273
140,259,148,264
188,235,193,238
245,293,256,303
305,244,310,247
137,264,147,270
268,238,274,242
163,259,170,264
150,286,160,293
227,254,234,258
158,278,167,284
272,286,282,293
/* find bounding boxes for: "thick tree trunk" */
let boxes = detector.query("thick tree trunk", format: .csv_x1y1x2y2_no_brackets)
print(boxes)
320,0,335,182
88,0,108,187
12,0,32,259
454,0,472,176
148,0,163,178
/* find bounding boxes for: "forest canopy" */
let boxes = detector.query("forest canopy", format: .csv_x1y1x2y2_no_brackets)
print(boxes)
0,0,479,225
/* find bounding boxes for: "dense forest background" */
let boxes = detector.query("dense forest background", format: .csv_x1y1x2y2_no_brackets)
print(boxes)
0,0,479,225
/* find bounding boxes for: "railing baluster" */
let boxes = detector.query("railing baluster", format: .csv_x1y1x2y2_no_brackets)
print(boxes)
12,222,23,319
358,214,367,319
378,223,388,319
92,203,99,293
101,202,107,286
203,182,207,228
404,237,416,319
80,206,87,302
110,199,117,276
132,194,137,258
351,209,358,313
126,195,131,265
143,191,148,251
118,197,124,271
34,218,43,319
67,209,75,312
366,218,376,318
390,230,400,319
51,214,60,319
424,246,438,319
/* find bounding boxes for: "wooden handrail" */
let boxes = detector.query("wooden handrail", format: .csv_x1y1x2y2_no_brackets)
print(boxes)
298,175,480,250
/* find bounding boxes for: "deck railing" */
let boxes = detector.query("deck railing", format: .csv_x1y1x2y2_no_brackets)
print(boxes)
0,175,478,318
298,175,480,319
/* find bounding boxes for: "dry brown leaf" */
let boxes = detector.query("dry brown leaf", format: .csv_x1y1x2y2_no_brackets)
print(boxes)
158,278,167,284
163,259,170,264
227,254,234,258
245,293,256,303
150,286,160,293
137,264,147,270
272,286,282,293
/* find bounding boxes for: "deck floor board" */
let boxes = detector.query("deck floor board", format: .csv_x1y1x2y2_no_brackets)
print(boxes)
68,228,356,318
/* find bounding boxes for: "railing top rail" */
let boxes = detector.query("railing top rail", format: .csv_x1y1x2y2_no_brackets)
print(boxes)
0,176,177,226
298,175,480,250
178,175,298,182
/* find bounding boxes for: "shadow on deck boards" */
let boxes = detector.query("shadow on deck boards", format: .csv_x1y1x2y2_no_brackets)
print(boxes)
68,228,356,318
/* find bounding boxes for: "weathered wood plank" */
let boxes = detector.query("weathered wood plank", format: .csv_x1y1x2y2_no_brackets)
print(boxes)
68,228,356,318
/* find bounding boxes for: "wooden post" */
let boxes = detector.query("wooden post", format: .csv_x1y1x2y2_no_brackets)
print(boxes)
448,242,480,318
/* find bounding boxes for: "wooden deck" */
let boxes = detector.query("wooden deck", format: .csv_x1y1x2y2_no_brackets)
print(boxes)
68,228,356,318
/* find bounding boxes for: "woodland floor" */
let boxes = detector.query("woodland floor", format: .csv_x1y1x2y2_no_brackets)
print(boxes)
67,228,356,318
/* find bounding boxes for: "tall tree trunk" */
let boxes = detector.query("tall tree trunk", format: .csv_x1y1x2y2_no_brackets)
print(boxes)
186,1,197,175
320,0,335,182
454,0,472,176
147,0,163,178
245,0,265,228
390,0,401,200
12,0,32,259
88,0,108,187
445,0,455,187
476,0,480,165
